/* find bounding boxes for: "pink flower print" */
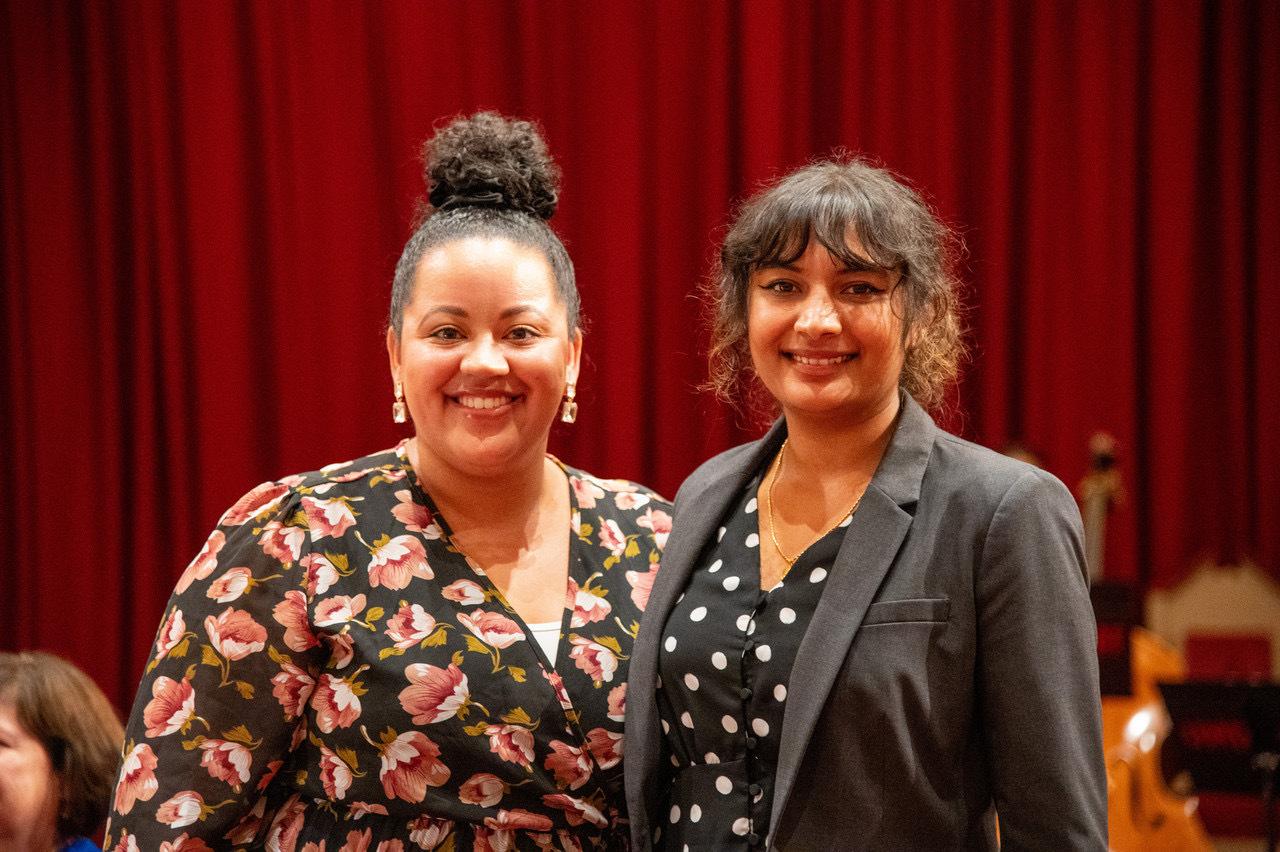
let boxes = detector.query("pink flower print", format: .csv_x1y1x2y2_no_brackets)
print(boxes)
366,534,433,590
542,669,573,712
541,793,608,828
544,740,592,790
585,727,623,770
457,609,525,650
325,630,356,669
569,476,606,508
597,519,627,558
271,659,316,719
378,730,450,802
258,759,285,791
155,790,205,828
399,663,469,723
637,507,672,550
143,675,196,737
302,496,357,541
567,578,611,627
176,530,225,594
348,802,390,819
153,607,188,663
160,833,214,852
606,683,627,723
568,635,619,686
406,815,453,850
473,827,514,852
218,482,289,526
265,794,306,852
613,490,651,510
205,607,267,661
259,519,306,565
374,842,405,852
311,673,363,733
301,553,341,596
319,746,354,801
386,603,437,649
625,562,659,611
314,593,367,627
442,578,486,605
484,809,554,832
199,739,252,791
114,742,158,814
279,473,307,487
340,829,373,852
484,724,536,768
206,566,253,603
108,833,140,852
391,490,440,537
223,797,267,845
459,772,507,807
272,590,320,653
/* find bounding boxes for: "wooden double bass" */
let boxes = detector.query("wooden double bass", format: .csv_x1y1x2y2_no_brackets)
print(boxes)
1079,433,1213,851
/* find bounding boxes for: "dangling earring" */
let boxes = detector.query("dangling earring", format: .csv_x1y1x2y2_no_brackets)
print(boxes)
392,381,408,424
560,383,578,424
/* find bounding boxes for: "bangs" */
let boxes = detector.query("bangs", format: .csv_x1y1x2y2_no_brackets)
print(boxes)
738,185,902,274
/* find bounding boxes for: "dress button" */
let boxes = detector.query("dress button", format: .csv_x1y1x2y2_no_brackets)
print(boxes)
739,686,753,700
748,783,762,796
744,640,755,652
745,735,758,749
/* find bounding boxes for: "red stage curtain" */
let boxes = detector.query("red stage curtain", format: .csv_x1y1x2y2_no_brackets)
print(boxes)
2,0,1277,711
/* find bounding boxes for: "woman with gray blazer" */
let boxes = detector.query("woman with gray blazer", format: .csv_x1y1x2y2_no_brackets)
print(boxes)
624,158,1107,850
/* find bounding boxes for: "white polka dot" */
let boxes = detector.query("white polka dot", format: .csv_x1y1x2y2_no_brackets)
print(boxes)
809,566,828,583
745,497,758,513
736,614,751,631
661,719,670,734
839,513,853,527
715,775,733,794
747,618,756,635
744,533,760,548
683,673,699,691
690,805,702,823
717,526,726,541
721,714,739,733
670,753,680,766
669,805,681,823
774,683,787,701
755,644,772,662
683,846,690,852
680,711,694,728
752,717,770,736
704,751,720,764
708,558,723,574
711,651,728,670
722,575,740,591
676,592,685,604
664,636,677,652
779,607,796,624
689,606,707,622
732,817,751,836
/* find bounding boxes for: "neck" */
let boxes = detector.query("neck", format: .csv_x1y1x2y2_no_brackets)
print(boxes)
781,392,901,483
409,439,554,530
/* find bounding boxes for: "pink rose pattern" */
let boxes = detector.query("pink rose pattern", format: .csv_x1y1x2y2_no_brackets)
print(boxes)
107,444,666,850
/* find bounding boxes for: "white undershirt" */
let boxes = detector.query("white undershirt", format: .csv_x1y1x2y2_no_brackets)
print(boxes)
526,620,561,665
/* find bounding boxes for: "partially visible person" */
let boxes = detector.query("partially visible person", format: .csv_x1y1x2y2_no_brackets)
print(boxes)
625,156,1106,850
0,650,124,852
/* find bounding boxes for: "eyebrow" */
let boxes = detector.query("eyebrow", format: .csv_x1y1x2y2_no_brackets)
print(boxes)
424,304,550,320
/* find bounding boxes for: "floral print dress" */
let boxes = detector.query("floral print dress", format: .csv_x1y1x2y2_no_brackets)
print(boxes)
106,442,670,852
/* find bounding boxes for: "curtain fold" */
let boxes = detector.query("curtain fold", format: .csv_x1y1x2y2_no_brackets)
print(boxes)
3,0,1276,711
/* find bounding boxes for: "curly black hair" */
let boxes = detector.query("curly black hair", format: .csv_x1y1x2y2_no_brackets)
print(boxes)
389,112,578,334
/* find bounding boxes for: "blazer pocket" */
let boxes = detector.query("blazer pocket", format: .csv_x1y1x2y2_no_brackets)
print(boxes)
861,597,950,626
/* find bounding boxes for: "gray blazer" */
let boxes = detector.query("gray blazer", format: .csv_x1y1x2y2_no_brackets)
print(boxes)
625,395,1107,850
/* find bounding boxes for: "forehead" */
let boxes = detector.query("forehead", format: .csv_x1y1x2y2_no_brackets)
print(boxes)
411,236,560,310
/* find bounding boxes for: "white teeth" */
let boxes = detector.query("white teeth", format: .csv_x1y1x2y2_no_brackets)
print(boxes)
793,354,848,366
456,395,515,410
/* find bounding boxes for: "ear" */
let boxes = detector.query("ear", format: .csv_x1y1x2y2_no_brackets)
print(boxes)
386,327,402,382
565,328,584,387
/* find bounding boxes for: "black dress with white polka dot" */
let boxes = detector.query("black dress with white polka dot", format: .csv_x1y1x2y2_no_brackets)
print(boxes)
655,473,845,851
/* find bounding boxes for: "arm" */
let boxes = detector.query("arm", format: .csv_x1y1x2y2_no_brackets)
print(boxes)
976,469,1108,850
106,483,327,848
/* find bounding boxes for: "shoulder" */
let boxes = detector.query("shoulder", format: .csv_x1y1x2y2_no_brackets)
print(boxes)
923,431,1075,514
563,464,672,512
674,439,764,507
215,446,406,525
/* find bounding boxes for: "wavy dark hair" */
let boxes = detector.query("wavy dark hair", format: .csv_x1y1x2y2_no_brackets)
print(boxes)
707,155,966,412
388,111,579,336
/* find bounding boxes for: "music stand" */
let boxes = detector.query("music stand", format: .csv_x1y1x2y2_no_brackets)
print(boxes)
1159,681,1280,850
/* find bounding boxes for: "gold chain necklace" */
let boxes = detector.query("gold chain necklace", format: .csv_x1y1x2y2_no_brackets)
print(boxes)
766,439,865,568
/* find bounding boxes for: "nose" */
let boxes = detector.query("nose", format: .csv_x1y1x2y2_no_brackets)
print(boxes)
460,335,510,377
794,291,842,338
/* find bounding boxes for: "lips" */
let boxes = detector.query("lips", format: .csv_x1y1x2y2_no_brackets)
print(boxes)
451,393,519,411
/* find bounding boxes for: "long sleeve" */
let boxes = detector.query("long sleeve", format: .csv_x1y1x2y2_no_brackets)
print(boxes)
107,481,327,848
976,468,1108,850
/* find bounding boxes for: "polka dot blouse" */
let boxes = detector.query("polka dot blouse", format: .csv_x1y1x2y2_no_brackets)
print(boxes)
655,474,847,850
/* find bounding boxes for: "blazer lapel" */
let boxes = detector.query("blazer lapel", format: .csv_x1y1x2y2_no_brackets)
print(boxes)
769,395,937,834
626,421,787,845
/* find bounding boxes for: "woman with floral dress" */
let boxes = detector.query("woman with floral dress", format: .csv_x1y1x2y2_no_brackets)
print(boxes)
107,112,669,851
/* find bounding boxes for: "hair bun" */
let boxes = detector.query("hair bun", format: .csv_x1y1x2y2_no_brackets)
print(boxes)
425,112,560,220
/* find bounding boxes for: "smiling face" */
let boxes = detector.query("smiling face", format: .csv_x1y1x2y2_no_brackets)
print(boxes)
747,236,905,427
387,236,582,478
0,701,59,849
